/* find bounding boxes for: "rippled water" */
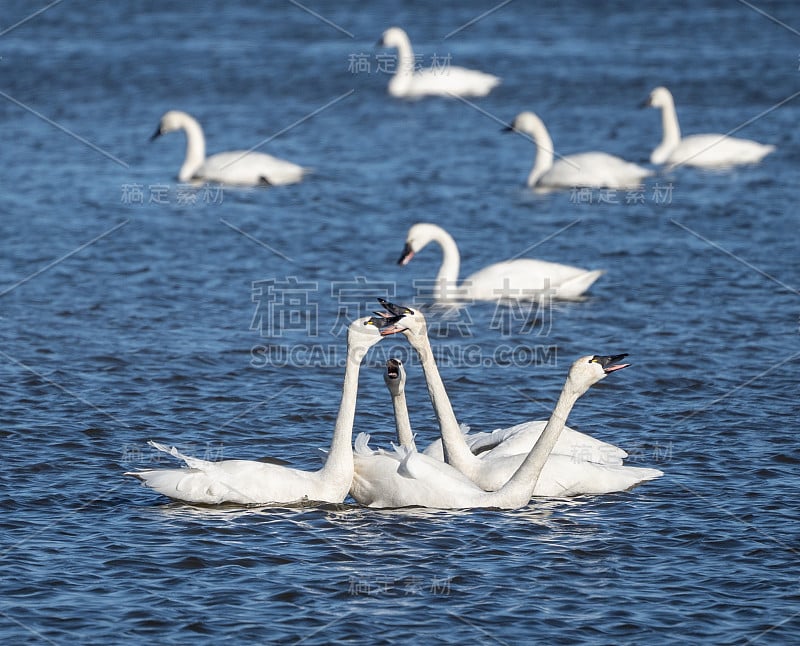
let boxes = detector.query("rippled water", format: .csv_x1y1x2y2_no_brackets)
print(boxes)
1,1,799,643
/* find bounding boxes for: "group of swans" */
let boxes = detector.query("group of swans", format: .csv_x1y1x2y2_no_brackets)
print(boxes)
127,299,662,509
507,85,774,190
398,222,603,302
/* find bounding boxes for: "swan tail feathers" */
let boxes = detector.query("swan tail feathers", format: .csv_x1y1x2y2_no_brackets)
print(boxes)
147,440,209,469
354,433,374,456
558,269,604,299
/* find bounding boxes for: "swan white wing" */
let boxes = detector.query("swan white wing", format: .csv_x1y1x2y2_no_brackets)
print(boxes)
540,152,652,189
463,258,603,301
423,422,626,465
351,444,481,508
128,459,325,505
666,134,775,168
471,420,627,465
532,454,663,497
196,151,307,186
393,66,500,98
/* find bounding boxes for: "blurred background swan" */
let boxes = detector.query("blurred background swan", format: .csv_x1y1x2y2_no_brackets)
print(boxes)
506,111,652,190
644,86,775,168
398,222,603,302
151,110,308,186
378,27,500,98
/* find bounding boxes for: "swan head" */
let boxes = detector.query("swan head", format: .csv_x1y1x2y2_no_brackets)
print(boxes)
384,358,406,396
398,222,446,265
506,111,547,138
151,110,193,140
566,354,630,397
372,298,428,340
644,86,674,110
379,26,411,50
347,315,398,363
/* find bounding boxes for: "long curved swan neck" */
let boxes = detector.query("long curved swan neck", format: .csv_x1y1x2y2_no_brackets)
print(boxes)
406,326,479,472
654,94,681,163
527,121,554,187
388,31,415,95
318,341,364,483
495,380,581,505
430,226,461,298
178,114,206,181
392,391,416,450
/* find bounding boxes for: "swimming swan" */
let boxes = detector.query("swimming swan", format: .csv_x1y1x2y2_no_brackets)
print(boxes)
398,222,604,302
350,358,480,505
377,299,663,495
151,110,308,186
644,86,775,168
378,27,500,99
422,417,627,466
125,315,393,505
506,111,652,190
352,353,636,509
384,358,416,451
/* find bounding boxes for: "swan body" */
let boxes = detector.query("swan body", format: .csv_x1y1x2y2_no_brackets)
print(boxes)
376,300,662,495
422,419,627,465
352,354,643,509
125,316,388,505
645,86,775,168
507,111,652,190
399,223,603,302
379,27,500,98
151,110,308,186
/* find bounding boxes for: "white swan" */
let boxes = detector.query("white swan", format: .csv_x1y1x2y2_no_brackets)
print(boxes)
352,353,637,509
506,111,652,190
398,222,604,302
422,418,627,466
376,299,663,495
151,110,308,186
378,27,500,99
351,358,481,505
644,87,775,168
125,315,390,505
384,358,416,451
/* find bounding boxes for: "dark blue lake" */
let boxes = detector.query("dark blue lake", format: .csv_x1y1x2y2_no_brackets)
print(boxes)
1,1,799,643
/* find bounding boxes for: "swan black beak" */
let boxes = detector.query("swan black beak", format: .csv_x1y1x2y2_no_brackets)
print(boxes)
502,124,516,133
592,354,630,373
366,314,404,335
150,126,163,142
398,242,415,266
377,298,414,317
639,97,653,109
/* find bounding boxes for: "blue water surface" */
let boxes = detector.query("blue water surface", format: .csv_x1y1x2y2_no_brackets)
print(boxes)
1,1,799,644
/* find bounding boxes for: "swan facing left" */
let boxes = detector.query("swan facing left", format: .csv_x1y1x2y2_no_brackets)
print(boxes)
151,110,308,186
398,222,603,302
125,315,395,505
506,111,652,190
644,86,775,168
